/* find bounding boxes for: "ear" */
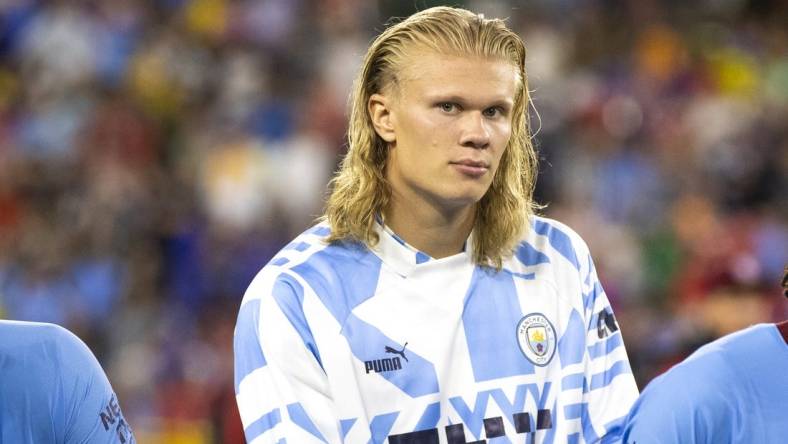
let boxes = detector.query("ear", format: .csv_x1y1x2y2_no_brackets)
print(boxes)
368,93,396,143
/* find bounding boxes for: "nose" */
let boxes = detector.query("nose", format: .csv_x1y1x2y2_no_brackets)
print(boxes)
459,111,490,149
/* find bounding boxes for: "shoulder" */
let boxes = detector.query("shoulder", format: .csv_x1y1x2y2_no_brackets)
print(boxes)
238,222,392,344
622,328,761,443
244,222,379,298
0,321,65,386
526,215,587,244
0,320,93,366
668,324,776,378
262,222,376,274
0,320,109,387
520,216,590,265
0,318,72,339
507,215,592,280
690,323,779,357
242,224,333,296
0,321,126,442
264,223,336,269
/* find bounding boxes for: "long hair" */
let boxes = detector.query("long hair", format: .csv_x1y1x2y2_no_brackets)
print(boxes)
323,6,539,269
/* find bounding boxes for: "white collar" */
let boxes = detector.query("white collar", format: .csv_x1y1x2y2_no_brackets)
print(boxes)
370,219,474,278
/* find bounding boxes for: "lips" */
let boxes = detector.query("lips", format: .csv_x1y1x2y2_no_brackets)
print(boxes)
450,159,490,178
452,159,489,168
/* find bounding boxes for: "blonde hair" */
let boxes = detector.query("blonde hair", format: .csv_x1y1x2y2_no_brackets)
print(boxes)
323,6,539,269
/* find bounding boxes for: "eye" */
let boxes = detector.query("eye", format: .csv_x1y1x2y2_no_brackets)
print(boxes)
438,102,458,113
483,106,503,118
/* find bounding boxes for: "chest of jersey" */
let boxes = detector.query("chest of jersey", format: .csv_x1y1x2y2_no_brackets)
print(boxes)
315,259,587,443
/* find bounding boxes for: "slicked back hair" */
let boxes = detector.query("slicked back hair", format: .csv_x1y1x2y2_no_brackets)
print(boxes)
323,6,539,269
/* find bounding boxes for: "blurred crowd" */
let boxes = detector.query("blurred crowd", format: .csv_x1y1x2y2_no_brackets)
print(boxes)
0,0,785,442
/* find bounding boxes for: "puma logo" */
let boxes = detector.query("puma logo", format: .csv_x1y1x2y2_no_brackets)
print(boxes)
384,342,408,362
364,342,410,374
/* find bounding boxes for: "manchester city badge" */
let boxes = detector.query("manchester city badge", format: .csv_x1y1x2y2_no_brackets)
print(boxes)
516,313,557,366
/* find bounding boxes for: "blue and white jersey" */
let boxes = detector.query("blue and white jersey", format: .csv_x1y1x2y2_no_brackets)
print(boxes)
234,216,638,444
0,320,135,444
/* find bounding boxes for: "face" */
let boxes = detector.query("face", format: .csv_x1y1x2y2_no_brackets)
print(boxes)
370,50,518,214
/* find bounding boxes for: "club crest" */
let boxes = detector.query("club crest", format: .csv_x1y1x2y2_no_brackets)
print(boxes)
516,313,556,366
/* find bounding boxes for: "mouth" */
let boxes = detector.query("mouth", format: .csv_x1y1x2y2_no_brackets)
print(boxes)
450,159,490,178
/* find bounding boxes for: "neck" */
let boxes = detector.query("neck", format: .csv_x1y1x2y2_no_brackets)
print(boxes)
383,195,475,259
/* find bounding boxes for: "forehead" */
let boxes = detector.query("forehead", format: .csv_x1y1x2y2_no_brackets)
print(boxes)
395,50,519,102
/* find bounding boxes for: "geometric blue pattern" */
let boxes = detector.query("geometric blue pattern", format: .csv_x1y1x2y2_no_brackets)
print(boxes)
234,299,266,393
294,243,439,397
533,219,579,271
287,403,327,443
462,267,534,382
557,309,586,368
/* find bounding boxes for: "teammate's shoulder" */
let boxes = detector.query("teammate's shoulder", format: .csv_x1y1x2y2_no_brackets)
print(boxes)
629,340,736,441
675,324,774,374
625,325,777,443
0,320,100,379
643,330,746,398
0,320,82,351
624,353,728,443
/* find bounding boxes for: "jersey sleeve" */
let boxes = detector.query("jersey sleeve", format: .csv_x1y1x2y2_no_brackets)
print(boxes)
534,218,639,443
234,270,341,444
622,352,732,444
54,326,136,444
574,234,639,443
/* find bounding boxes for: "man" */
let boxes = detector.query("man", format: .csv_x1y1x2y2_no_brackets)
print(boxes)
234,6,638,443
622,268,788,443
0,320,135,443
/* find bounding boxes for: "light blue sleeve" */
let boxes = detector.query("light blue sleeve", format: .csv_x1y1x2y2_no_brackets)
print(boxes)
621,352,732,444
53,326,136,444
0,321,135,443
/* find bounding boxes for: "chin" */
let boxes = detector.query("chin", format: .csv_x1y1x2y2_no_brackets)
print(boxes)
440,188,489,208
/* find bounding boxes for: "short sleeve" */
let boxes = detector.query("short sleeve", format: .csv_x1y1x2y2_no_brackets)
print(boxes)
622,359,732,444
54,327,136,444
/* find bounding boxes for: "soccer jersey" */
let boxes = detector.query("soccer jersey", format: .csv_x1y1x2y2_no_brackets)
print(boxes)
622,323,788,444
234,216,638,443
0,320,135,444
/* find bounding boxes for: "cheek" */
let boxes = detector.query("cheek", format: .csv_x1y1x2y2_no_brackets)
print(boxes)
492,124,512,155
494,120,513,143
399,113,445,154
487,126,512,174
410,113,445,142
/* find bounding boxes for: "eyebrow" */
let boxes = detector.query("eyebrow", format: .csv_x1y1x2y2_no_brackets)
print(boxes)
426,94,514,110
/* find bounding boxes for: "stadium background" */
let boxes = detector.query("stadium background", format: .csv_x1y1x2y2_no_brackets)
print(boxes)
0,0,785,442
